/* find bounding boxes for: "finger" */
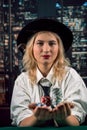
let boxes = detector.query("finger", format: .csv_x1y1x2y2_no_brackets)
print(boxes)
28,103,37,109
35,107,51,121
60,104,67,118
52,106,58,118
68,102,75,108
34,106,42,117
58,101,74,108
64,102,71,116
35,107,51,120
39,107,47,117
45,108,53,119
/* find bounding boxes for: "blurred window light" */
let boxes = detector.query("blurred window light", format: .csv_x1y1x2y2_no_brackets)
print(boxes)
3,4,8,7
56,3,61,8
19,0,24,5
83,2,87,6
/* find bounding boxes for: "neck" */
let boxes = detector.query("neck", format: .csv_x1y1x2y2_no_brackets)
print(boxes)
37,63,52,77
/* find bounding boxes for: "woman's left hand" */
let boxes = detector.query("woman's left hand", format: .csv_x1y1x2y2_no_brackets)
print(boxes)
52,102,74,121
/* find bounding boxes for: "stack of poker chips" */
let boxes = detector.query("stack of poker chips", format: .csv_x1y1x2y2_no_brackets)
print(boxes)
41,96,51,106
50,87,63,107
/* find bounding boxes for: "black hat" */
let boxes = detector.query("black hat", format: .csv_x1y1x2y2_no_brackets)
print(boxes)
17,18,73,52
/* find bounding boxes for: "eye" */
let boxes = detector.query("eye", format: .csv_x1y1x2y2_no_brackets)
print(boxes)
35,41,44,46
49,41,57,46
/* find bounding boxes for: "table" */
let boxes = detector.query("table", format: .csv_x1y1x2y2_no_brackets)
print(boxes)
0,126,87,130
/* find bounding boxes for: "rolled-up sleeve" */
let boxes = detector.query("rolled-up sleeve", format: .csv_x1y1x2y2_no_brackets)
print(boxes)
10,73,33,126
63,68,87,124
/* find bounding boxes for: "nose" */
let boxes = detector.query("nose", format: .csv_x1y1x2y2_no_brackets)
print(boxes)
43,43,50,52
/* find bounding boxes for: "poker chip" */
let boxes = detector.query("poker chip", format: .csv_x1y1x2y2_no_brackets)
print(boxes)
41,96,51,106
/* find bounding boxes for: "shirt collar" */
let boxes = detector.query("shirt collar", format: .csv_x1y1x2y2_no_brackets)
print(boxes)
36,67,53,84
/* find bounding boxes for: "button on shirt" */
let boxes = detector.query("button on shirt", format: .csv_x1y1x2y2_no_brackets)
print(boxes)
10,67,87,126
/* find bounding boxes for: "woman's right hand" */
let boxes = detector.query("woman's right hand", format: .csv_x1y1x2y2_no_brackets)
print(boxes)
29,103,53,121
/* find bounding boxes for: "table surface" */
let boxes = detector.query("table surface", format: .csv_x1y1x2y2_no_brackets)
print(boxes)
0,126,87,130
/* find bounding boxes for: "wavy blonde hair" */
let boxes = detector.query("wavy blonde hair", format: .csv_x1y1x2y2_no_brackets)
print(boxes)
23,31,70,85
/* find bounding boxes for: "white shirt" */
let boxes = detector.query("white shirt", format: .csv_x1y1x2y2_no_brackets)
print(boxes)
10,67,87,126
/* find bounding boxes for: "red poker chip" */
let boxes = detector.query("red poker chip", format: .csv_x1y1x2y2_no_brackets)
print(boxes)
41,96,51,106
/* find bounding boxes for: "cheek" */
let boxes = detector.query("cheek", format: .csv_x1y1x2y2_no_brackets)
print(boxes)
33,47,40,59
53,47,59,56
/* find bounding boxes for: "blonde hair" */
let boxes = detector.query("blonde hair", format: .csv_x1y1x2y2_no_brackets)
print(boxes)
23,31,70,85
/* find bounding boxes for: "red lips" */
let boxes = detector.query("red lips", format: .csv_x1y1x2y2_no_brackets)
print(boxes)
43,55,50,59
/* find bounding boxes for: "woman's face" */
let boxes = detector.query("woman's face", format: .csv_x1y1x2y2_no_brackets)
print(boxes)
33,32,59,67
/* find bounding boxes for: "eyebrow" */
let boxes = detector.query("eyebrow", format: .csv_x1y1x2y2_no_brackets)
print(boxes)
35,40,57,42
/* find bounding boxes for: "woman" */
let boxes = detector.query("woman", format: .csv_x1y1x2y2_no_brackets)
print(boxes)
10,19,87,127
